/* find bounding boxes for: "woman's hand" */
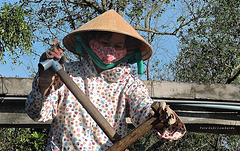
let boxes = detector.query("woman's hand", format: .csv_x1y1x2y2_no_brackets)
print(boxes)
150,102,176,133
38,40,65,95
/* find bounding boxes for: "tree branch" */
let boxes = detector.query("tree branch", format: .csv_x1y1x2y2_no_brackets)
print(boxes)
226,64,240,84
82,0,105,13
134,15,200,36
66,0,86,5
67,0,105,13
202,34,218,48
133,26,175,35
145,0,168,28
101,0,107,11
109,0,114,10
62,0,76,29
117,0,128,16
172,15,201,35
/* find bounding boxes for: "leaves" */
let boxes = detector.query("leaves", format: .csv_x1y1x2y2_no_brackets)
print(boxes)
177,16,184,22
173,0,240,84
0,2,34,65
0,128,48,151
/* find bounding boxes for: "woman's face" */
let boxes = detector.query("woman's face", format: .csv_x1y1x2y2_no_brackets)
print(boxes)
89,32,127,73
95,33,126,50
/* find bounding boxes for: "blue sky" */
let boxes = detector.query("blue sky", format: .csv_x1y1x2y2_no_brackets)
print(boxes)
0,0,181,78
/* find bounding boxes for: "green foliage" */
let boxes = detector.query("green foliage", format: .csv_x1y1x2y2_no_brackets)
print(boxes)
0,128,48,151
0,2,34,65
128,131,240,151
1,128,239,150
169,0,240,150
173,0,240,84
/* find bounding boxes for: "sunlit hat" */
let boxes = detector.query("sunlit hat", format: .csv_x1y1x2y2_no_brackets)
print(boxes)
63,9,153,61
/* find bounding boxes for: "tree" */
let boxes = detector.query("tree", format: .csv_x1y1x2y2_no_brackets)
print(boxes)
172,0,240,84
0,2,34,65
170,0,240,150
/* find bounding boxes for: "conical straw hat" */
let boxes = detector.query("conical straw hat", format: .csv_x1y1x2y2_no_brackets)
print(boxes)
63,9,153,61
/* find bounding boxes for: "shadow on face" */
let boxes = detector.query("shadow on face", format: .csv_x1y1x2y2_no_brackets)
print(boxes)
80,31,141,54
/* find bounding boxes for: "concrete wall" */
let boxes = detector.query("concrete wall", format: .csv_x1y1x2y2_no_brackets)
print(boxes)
0,77,32,96
1,77,240,134
1,77,240,101
144,80,240,101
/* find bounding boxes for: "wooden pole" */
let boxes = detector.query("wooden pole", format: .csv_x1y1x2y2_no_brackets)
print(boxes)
107,103,165,151
56,68,121,142
107,117,161,151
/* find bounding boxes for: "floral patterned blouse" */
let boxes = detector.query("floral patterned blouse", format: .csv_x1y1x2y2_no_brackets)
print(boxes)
26,57,186,151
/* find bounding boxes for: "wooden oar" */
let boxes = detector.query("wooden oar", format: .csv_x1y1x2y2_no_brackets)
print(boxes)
107,102,167,151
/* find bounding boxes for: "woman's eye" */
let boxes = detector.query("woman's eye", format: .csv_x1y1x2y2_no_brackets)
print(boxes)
100,41,108,46
116,45,124,49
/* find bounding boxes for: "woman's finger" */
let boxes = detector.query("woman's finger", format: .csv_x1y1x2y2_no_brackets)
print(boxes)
45,47,61,59
49,51,61,59
57,47,64,54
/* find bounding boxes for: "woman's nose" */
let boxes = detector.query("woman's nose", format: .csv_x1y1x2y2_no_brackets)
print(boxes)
108,42,115,48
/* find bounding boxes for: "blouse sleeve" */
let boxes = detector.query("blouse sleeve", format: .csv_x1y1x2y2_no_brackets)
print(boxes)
25,73,64,122
125,76,186,141
125,77,153,127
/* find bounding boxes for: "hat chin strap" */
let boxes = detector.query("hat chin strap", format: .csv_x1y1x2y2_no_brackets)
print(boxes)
75,34,143,75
